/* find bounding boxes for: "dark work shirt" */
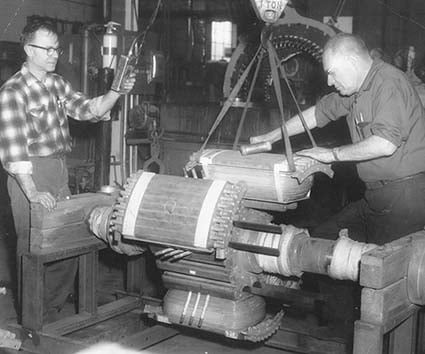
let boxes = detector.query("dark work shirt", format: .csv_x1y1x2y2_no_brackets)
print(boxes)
315,59,425,183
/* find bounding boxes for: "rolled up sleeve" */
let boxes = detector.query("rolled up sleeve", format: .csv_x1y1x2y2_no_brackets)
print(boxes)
0,88,32,173
370,83,404,147
315,92,352,128
61,78,110,121
88,96,111,121
8,161,33,174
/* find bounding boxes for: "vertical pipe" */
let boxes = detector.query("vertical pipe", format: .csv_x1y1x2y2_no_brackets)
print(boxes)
381,0,388,52
134,94,140,171
103,0,112,23
129,94,135,173
93,0,114,191
81,28,89,94
186,0,193,61
94,68,114,190
121,94,129,181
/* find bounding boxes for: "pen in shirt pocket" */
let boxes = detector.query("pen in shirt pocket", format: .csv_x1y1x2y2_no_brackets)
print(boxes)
357,112,368,128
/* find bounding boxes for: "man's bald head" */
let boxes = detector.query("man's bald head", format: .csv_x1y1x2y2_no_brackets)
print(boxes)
322,33,373,96
324,33,370,60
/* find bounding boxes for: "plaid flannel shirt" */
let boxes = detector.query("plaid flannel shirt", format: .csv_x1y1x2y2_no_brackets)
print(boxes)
0,63,110,174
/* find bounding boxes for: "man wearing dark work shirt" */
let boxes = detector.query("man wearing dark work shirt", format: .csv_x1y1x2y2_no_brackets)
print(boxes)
251,32,425,246
250,32,425,337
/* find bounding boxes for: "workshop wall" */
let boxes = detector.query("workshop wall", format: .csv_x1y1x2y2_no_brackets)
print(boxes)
354,0,425,63
146,0,425,108
0,0,99,42
305,0,425,64
135,0,425,105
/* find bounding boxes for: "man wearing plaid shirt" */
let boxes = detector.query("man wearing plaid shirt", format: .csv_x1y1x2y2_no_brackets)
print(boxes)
0,19,135,322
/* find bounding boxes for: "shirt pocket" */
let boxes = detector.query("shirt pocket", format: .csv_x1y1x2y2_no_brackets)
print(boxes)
27,104,49,138
56,96,68,126
353,106,373,140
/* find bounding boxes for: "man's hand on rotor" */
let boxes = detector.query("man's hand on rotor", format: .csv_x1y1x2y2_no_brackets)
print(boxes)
296,147,336,164
28,191,57,211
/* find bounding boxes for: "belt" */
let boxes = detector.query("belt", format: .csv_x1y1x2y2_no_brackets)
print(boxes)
365,172,425,190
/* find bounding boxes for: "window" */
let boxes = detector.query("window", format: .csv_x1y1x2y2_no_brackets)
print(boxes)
210,21,236,62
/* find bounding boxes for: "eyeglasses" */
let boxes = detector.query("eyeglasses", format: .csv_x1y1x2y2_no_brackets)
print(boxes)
28,44,63,56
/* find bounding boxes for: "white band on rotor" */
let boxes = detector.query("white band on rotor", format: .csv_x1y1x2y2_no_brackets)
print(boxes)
329,235,377,281
255,225,304,277
273,161,287,203
122,172,155,236
194,180,226,248
256,232,281,274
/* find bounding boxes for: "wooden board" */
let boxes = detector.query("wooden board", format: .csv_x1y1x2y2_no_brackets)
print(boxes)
353,320,384,354
268,316,347,354
30,193,115,250
118,325,179,350
360,278,419,331
387,313,418,354
354,309,419,354
31,193,115,230
267,330,346,354
42,296,142,336
67,311,145,344
360,235,413,289
21,254,44,331
30,223,92,251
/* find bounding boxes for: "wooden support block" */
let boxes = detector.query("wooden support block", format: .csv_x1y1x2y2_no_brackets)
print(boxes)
30,222,92,251
360,235,413,289
353,320,384,354
21,254,44,331
29,193,114,251
360,278,419,331
35,239,104,261
388,312,418,354
119,325,179,350
79,251,98,314
126,255,144,294
267,326,346,354
42,296,142,336
68,311,143,344
31,193,114,230
417,309,425,353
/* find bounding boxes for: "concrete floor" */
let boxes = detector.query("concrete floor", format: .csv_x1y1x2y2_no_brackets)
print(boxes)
147,333,291,354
